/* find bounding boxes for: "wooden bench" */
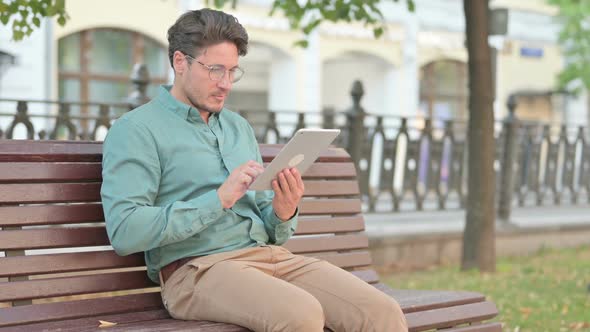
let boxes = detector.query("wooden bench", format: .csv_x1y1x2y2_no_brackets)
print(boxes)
0,139,501,331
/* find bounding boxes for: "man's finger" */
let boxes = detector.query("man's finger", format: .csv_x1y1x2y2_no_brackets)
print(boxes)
285,169,299,192
244,166,263,178
292,168,304,189
278,171,291,193
271,179,282,194
246,160,264,171
242,173,252,184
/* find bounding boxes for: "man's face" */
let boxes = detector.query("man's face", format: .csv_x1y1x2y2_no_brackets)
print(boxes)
178,42,239,114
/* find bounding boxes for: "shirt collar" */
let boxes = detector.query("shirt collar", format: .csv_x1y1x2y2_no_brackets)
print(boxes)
156,85,222,124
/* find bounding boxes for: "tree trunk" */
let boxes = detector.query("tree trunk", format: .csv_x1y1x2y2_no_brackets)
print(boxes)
461,0,496,272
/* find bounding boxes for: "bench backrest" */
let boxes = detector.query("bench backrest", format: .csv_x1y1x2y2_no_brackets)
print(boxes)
0,140,375,318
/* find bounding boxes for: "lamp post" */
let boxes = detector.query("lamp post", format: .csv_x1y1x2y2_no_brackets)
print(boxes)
0,50,16,96
488,8,508,103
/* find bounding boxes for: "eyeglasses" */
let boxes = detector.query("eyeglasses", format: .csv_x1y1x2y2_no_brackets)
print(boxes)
184,54,244,83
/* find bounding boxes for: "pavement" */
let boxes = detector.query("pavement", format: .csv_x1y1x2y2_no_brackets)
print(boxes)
363,203,590,238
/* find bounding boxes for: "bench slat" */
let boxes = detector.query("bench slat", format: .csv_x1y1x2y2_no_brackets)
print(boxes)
296,215,364,234
0,251,370,278
350,269,379,284
0,271,155,302
0,142,349,162
0,183,101,204
85,318,248,332
284,234,369,253
2,310,246,332
0,251,144,278
0,204,363,228
405,301,499,332
374,284,486,313
0,268,378,307
0,203,104,227
0,180,355,204
0,140,102,162
1,228,367,252
304,180,359,196
311,251,372,269
0,227,108,250
0,162,355,183
439,322,503,332
295,162,356,178
0,162,102,183
0,292,163,328
299,198,362,215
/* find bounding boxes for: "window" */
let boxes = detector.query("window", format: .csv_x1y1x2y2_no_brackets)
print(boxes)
419,60,467,120
58,29,169,115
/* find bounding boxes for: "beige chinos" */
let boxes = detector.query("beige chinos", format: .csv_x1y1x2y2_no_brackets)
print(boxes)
160,245,408,332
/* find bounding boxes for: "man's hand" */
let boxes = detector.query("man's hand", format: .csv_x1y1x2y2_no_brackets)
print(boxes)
218,160,264,209
272,168,304,221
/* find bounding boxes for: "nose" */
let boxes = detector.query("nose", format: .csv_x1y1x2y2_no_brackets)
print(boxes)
217,73,232,90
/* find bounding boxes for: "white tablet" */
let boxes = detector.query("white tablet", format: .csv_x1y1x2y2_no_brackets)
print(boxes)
249,128,341,191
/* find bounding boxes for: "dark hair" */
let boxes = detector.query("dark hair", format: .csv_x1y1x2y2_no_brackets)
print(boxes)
167,8,249,68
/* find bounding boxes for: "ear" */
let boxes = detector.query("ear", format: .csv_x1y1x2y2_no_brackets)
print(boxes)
172,51,188,76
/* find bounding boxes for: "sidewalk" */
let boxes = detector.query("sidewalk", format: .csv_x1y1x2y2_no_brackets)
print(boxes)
363,204,590,271
364,204,590,237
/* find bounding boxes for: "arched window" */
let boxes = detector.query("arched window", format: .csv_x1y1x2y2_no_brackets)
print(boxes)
58,28,169,114
419,60,467,120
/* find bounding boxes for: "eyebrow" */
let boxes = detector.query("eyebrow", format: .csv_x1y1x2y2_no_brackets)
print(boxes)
210,63,241,70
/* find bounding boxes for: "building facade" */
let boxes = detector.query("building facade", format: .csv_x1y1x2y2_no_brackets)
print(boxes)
0,0,586,132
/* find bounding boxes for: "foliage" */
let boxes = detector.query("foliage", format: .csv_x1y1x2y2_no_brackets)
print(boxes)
1,0,415,45
383,245,590,332
0,0,68,41
206,0,414,47
547,0,590,94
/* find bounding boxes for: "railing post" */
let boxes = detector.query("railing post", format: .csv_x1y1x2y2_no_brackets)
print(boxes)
6,101,34,139
127,63,151,110
322,107,335,129
497,94,519,222
346,80,365,169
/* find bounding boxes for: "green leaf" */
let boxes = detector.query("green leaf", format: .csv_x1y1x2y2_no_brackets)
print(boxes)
373,26,384,38
57,15,66,26
302,18,321,35
32,16,40,27
13,29,24,41
293,39,309,48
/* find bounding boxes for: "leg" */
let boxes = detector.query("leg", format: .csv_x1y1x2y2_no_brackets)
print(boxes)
279,258,408,332
161,258,325,332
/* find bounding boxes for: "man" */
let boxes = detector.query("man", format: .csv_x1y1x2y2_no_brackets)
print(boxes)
101,8,407,332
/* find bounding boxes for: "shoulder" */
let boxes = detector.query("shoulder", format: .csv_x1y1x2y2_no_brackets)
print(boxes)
104,102,159,148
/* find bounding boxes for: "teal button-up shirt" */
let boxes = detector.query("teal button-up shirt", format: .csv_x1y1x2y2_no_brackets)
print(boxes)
101,85,297,284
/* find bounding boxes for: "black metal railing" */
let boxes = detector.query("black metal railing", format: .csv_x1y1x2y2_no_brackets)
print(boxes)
1,64,589,218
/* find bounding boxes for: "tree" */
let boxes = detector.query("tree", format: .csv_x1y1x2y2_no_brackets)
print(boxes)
3,0,497,272
0,0,68,41
547,1,590,97
461,0,496,272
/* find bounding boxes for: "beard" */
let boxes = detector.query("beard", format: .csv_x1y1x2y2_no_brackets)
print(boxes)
187,94,224,114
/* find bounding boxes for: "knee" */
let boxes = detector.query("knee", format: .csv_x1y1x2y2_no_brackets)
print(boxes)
364,294,408,332
274,294,325,332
